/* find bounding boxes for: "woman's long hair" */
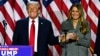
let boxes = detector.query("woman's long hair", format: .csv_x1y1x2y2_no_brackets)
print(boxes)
68,4,89,35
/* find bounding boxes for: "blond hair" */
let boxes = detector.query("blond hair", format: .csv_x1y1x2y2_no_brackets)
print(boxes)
68,4,89,35
26,1,40,10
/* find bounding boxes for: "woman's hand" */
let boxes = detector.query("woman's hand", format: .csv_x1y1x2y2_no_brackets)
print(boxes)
59,34,69,43
67,33,78,41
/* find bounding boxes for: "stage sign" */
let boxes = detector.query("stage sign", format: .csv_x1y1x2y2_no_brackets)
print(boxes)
0,46,32,56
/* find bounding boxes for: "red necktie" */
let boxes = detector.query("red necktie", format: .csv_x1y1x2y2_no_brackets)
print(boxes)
29,21,35,50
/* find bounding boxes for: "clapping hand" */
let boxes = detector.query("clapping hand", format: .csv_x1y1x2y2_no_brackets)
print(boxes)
59,32,78,43
59,34,66,43
67,32,78,41
59,34,69,43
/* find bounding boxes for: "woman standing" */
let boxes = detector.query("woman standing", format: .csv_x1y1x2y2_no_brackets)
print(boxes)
60,4,91,56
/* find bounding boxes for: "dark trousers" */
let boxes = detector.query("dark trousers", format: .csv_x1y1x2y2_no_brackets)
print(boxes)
33,52,38,56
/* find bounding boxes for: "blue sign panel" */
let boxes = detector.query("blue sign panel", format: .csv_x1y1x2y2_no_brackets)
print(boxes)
0,46,32,56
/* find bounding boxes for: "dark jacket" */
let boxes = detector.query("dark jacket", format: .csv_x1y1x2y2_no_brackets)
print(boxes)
12,17,59,56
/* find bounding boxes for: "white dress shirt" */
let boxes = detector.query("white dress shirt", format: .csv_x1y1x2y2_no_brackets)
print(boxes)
29,17,39,52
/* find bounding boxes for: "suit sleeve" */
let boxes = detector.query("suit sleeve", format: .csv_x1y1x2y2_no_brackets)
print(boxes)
12,21,20,45
76,22,91,48
48,22,59,45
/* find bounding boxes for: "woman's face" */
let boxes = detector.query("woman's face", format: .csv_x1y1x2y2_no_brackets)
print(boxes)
71,6,80,20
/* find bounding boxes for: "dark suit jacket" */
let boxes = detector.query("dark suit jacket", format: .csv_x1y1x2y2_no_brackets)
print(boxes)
12,17,59,56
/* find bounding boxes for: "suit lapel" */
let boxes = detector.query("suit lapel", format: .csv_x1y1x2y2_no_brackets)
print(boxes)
37,17,44,51
68,20,74,30
38,17,44,33
69,20,80,30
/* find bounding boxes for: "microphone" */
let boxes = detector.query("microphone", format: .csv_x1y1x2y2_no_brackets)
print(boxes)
61,29,68,56
2,20,7,27
61,22,70,35
62,29,68,35
2,20,7,45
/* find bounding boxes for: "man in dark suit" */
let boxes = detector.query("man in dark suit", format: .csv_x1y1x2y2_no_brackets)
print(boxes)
12,1,59,56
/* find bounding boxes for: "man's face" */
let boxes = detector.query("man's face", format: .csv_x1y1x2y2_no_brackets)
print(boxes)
27,3,40,19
